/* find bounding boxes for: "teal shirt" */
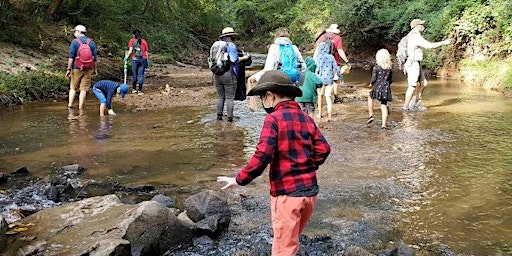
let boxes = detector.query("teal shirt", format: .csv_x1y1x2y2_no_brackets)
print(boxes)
296,57,322,103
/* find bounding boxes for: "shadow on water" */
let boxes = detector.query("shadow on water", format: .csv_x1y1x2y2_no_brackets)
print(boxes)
1,71,511,254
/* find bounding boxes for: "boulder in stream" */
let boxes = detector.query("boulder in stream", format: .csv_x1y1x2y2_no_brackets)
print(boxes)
5,194,195,256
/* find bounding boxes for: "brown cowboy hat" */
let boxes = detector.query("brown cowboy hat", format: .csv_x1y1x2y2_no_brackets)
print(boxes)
247,70,302,97
220,27,239,38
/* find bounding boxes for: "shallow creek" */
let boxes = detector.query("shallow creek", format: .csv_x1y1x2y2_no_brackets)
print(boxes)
0,69,511,255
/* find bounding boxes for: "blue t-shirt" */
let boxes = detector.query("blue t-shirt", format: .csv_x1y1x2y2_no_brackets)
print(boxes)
222,39,240,77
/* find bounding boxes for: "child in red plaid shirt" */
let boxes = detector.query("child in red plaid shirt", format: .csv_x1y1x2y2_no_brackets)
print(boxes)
217,70,331,255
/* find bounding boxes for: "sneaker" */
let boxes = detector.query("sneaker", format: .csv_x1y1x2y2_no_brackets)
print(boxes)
138,91,144,96
67,105,73,109
367,116,374,124
217,115,223,120
333,96,343,104
408,96,417,110
415,100,427,111
227,117,234,122
132,90,138,94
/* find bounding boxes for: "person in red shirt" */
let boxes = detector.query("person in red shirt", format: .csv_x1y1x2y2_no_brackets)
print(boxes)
217,70,331,255
315,24,351,104
124,29,149,95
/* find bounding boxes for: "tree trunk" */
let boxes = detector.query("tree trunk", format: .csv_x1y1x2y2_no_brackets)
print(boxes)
142,0,150,15
46,0,64,19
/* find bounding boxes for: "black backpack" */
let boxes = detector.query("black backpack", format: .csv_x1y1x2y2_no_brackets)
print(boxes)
323,35,335,55
208,41,230,75
133,40,143,57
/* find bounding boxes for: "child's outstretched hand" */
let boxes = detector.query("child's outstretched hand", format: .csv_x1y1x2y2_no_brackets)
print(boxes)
217,176,238,190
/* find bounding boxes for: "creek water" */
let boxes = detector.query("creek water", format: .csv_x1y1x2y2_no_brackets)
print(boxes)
0,68,511,255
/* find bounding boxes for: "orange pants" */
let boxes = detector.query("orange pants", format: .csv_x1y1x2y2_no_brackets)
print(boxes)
270,195,317,256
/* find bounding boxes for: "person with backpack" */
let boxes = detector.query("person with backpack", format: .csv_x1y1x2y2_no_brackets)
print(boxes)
124,29,149,95
245,28,304,112
314,42,343,122
314,24,351,104
296,57,323,117
402,19,451,111
264,27,306,85
217,70,331,256
209,27,249,122
65,24,98,110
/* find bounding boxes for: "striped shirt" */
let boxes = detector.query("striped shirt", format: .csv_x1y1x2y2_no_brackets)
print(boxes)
236,100,331,196
93,80,119,109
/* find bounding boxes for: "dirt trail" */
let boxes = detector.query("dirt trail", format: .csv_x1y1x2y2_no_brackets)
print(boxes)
119,64,216,111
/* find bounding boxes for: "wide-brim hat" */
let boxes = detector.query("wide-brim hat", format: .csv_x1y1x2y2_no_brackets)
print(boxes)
220,27,239,38
326,24,340,34
410,19,425,29
247,70,302,97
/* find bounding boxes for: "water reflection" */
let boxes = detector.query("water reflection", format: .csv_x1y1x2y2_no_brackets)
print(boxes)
94,117,113,141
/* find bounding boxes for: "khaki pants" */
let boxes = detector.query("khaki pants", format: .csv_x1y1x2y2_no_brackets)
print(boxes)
70,69,93,91
406,61,427,88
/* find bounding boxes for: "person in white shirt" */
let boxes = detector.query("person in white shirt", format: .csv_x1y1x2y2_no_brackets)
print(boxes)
403,19,450,111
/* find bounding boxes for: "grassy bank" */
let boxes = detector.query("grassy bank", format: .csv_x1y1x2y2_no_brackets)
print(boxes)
0,70,68,105
459,58,512,90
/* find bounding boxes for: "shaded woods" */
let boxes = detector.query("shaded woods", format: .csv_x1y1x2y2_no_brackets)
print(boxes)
1,0,512,103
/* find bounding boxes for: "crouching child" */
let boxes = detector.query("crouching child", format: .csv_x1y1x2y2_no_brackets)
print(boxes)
92,80,129,116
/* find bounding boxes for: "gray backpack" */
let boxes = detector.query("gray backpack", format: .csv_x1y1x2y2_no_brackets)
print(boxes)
208,41,230,75
396,35,409,70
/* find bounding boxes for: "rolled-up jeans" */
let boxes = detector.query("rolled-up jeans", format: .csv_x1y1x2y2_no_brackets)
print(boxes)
214,71,237,118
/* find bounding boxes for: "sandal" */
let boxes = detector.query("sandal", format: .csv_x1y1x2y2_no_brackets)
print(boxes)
367,116,374,124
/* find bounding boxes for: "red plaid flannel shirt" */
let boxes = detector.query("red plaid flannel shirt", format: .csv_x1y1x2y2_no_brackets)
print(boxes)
236,100,331,196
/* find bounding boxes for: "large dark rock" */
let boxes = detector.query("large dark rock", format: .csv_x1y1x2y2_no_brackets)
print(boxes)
11,166,29,176
183,190,231,236
57,164,85,177
183,190,230,223
150,194,176,208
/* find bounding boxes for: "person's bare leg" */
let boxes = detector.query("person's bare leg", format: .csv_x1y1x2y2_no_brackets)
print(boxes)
78,90,87,110
333,79,342,103
381,103,388,128
367,96,374,118
99,103,106,116
316,87,323,118
68,89,76,108
403,86,415,110
326,95,332,121
333,80,338,96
